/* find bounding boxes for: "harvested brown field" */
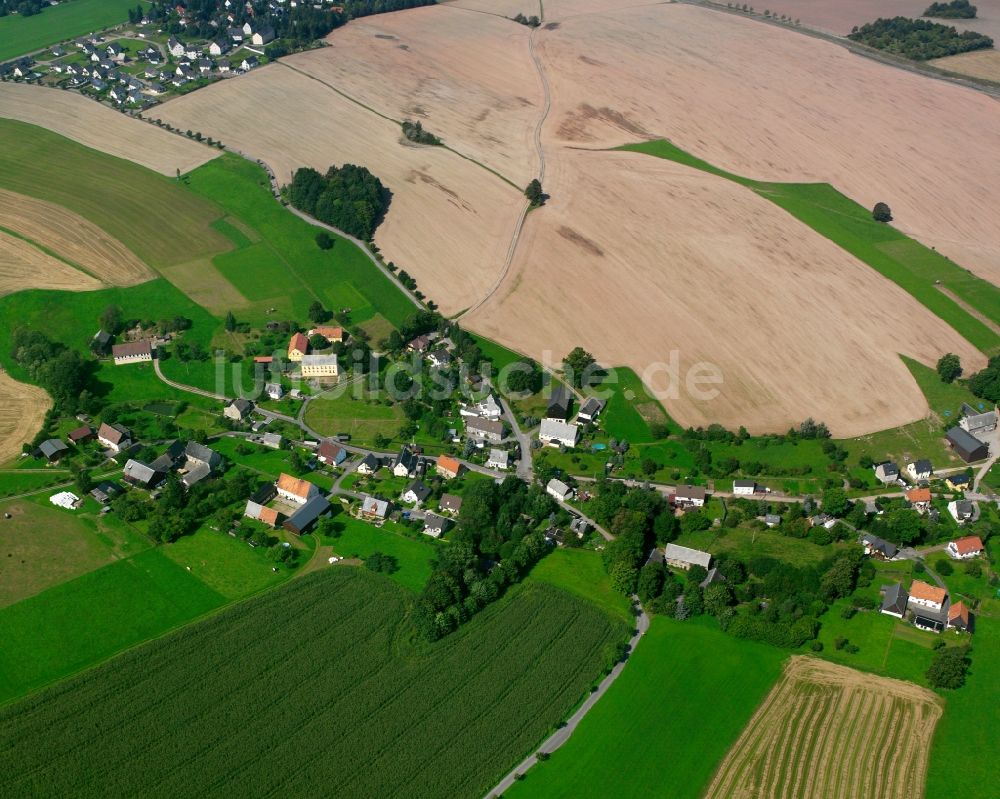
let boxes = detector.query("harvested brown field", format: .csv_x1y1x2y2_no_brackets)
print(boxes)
0,189,153,286
0,371,50,466
931,48,1000,81
0,229,101,297
157,64,523,315
464,149,983,436
290,4,542,185
705,656,943,799
535,4,1000,285
0,83,217,176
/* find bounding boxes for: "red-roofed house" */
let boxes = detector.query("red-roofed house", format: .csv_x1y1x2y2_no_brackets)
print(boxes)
276,472,318,505
947,535,984,560
948,601,971,631
905,487,932,511
317,439,347,466
436,455,463,479
908,580,947,611
288,332,309,362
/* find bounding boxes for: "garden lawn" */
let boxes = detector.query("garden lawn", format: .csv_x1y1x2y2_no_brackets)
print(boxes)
529,548,632,622
623,140,1000,355
0,0,136,61
506,616,785,799
0,548,226,705
902,356,988,423
676,526,847,568
302,390,404,445
598,366,677,442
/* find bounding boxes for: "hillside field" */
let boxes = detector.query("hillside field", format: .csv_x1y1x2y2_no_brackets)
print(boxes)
505,617,786,799
0,569,627,798
0,0,135,61
705,657,943,799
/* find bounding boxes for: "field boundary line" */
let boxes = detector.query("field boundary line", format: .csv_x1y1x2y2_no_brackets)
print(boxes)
0,224,105,284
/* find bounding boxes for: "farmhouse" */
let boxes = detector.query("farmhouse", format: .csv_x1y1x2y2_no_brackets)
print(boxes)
862,533,898,561
947,500,977,525
287,332,309,362
880,583,909,618
439,493,463,514
948,601,971,631
180,442,222,488
401,479,431,506
244,483,279,526
264,382,284,400
151,440,186,472
356,453,380,475
276,472,318,504
908,580,946,612
466,417,505,443
906,460,933,482
284,494,330,535
546,386,571,421
576,397,605,423
874,461,901,484
90,481,120,504
260,433,283,449
224,397,254,421
732,479,757,495
947,534,984,559
97,422,131,453
460,394,502,420
252,25,276,45
959,403,996,440
546,478,574,502
361,495,390,520
674,485,707,508
664,543,712,571
300,354,339,378
423,513,448,538
427,348,452,368
111,339,154,365
317,439,347,466
486,449,509,470
392,446,419,478
945,427,989,463
68,426,94,445
436,455,462,479
38,439,69,462
308,326,345,342
408,334,430,353
123,458,162,488
538,418,579,448
905,487,932,511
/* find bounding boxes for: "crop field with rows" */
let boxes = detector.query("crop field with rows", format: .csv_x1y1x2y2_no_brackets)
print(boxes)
0,568,627,798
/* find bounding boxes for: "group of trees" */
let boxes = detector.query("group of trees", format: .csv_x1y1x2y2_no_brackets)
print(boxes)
512,12,540,27
401,120,441,145
968,354,1000,403
524,179,545,207
412,478,556,640
926,644,972,688
0,0,49,18
287,164,391,240
924,0,977,19
10,329,98,415
849,17,993,60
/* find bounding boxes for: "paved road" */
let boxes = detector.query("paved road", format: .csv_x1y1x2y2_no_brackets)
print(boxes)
484,598,650,799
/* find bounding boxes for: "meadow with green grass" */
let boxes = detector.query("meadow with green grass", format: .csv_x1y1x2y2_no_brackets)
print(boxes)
623,140,1000,356
0,0,136,61
303,389,405,444
506,617,785,799
0,570,627,798
528,547,633,622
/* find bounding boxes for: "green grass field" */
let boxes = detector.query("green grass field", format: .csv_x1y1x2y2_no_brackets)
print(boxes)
506,616,785,799
902,356,989,423
528,548,633,622
303,389,405,444
0,0,136,61
623,140,1000,356
0,570,627,797
598,366,676,442
676,526,848,568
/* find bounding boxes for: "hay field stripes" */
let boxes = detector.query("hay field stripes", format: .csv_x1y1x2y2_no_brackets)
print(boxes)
0,189,154,286
704,656,943,799
0,229,102,298
0,370,51,466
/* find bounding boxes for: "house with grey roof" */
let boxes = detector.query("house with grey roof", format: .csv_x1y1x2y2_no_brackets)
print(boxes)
423,513,448,538
874,461,901,485
401,479,431,506
576,397,605,423
664,543,712,571
880,583,908,618
862,533,898,561
283,494,330,535
465,417,505,444
546,478,574,502
959,403,997,441
361,495,391,520
538,418,579,448
123,459,162,488
38,439,69,461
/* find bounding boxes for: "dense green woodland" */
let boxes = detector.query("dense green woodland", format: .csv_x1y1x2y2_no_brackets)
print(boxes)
288,164,391,240
0,0,50,17
0,569,626,798
849,16,993,59
924,0,977,19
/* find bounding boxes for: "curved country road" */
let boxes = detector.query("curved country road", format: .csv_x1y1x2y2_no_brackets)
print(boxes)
484,598,651,799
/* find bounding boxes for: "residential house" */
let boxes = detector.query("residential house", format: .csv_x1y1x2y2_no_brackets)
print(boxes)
947,601,971,631
408,334,430,353
308,325,345,343
959,403,997,440
732,479,757,495
300,354,339,378
810,514,837,529
906,487,932,512
198,58,213,73
227,26,244,42
947,534,984,559
546,478,574,502
284,494,330,535
392,446,419,478
361,495,391,521
486,449,509,470
439,493,463,515
240,56,259,71
184,45,200,59
546,386,571,421
465,417,505,444
242,21,254,35
276,472,318,505
218,58,231,73
862,533,898,561
423,513,448,538
947,500,977,525
68,426,94,445
576,397,605,423
244,483,280,526
106,42,123,60
91,329,112,354
460,394,502,420
38,439,69,462
110,85,130,104
356,453,380,475
123,459,162,488
181,442,222,488
880,583,909,619
12,62,34,79
873,461,901,485
664,543,712,571
908,580,946,612
90,77,107,91
945,473,972,491
150,439,186,473
50,45,66,57
538,418,579,448
167,36,185,57
317,439,347,466
945,426,989,463
401,479,431,506
288,332,309,362
261,433,283,449
209,40,230,56
436,455,462,479
907,460,933,482
427,348,452,368
112,339,154,365
674,485,707,508
97,422,130,453
763,513,781,528
570,516,590,538
224,397,255,421
264,382,284,400
90,481,120,504
252,25,275,45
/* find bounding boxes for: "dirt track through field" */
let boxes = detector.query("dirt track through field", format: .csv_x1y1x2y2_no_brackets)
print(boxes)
0,371,50,466
0,229,101,296
0,189,153,286
704,656,942,799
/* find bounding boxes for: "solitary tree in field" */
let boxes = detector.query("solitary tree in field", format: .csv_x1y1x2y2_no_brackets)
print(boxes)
525,178,545,207
563,346,596,387
872,201,893,222
936,352,962,383
315,231,333,250
224,311,236,332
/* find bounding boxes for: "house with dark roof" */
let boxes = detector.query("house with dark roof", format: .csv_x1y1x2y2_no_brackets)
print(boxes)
392,446,419,478
112,339,154,365
401,479,432,506
673,485,707,507
546,385,571,421
439,493,463,514
38,439,69,462
880,583,908,618
862,533,898,561
947,500,977,525
959,403,996,440
68,426,94,445
874,461,900,484
576,396,605,423
283,494,330,534
224,397,255,421
945,427,989,463
356,453,380,475
423,513,448,538
97,422,131,452
91,329,112,354
123,459,162,488
906,459,933,482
